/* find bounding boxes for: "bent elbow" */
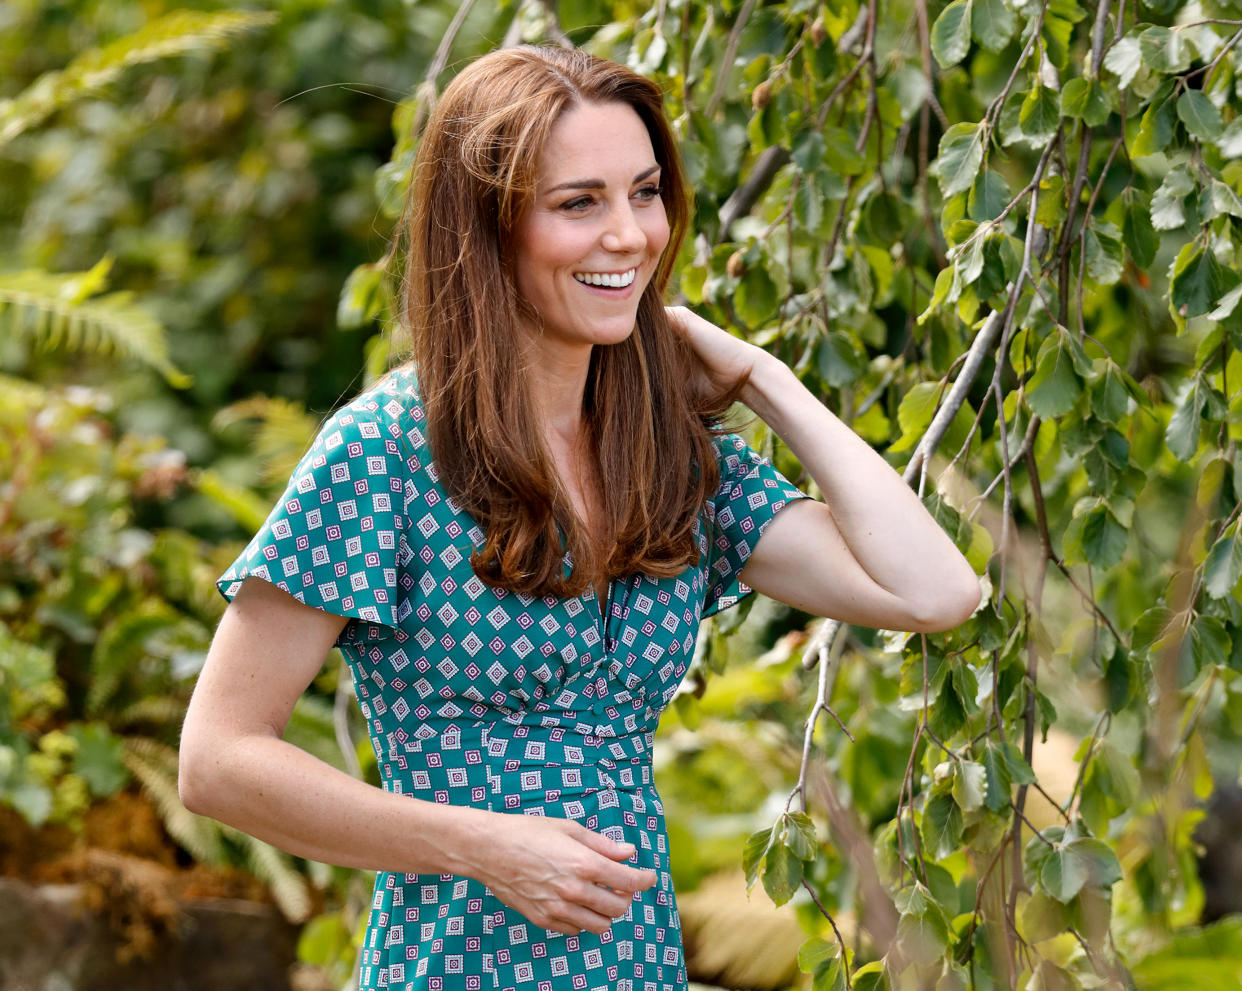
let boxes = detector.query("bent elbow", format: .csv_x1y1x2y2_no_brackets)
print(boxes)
177,739,218,818
908,572,983,633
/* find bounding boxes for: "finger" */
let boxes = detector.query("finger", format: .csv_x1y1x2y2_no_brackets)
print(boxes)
548,904,617,936
592,859,658,892
572,826,636,863
577,883,634,920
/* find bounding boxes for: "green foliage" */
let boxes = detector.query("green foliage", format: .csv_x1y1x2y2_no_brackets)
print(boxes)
7,0,1242,986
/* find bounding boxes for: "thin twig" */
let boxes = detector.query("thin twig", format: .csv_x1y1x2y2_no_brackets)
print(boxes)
705,0,759,118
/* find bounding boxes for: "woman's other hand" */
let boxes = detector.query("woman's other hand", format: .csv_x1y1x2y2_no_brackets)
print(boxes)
665,304,771,397
465,813,657,936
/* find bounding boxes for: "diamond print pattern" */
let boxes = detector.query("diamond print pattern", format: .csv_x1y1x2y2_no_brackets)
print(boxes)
217,367,808,991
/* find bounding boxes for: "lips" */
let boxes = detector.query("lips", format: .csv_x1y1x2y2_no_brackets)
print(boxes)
573,268,637,288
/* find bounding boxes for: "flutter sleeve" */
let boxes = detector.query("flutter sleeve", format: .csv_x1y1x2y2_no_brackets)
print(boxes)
701,432,811,618
216,402,409,646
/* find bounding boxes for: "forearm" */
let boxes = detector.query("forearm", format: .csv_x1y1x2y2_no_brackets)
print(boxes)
741,354,977,605
179,730,488,877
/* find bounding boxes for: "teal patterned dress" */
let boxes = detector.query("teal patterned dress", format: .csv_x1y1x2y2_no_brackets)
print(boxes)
217,366,808,991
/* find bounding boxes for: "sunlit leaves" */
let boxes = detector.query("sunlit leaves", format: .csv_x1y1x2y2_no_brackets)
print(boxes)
1150,167,1195,231
1121,190,1158,270
799,938,850,991
744,811,819,906
1177,91,1223,143
1019,86,1060,147
1204,526,1242,599
1170,242,1240,319
1027,327,1090,419
1104,36,1142,88
972,0,1015,52
932,122,984,197
1140,26,1190,73
931,0,973,68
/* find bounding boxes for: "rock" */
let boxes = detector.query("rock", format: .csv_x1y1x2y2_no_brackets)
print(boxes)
0,875,299,991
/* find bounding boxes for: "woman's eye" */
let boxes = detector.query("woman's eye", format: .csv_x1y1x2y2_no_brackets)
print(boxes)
634,185,661,201
560,196,594,211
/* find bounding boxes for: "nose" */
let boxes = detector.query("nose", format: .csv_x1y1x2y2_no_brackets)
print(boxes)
601,202,646,254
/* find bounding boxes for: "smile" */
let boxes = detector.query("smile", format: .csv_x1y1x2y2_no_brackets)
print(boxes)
573,268,637,288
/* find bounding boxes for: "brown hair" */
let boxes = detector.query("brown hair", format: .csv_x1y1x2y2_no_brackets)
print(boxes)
401,46,738,596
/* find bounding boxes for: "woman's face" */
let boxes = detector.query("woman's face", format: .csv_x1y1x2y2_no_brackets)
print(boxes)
514,100,670,355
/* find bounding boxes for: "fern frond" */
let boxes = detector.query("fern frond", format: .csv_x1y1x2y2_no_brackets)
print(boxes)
115,695,188,732
213,395,319,487
191,467,271,532
233,832,313,923
88,602,183,716
0,264,190,387
122,736,224,865
0,10,278,146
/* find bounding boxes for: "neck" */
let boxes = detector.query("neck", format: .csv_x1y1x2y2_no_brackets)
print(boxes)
525,335,594,442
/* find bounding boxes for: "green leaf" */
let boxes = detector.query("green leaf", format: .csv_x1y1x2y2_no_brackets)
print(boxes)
762,838,804,906
817,332,866,387
931,0,973,67
981,742,1013,813
1204,532,1242,599
1084,222,1124,285
896,899,950,966
1207,179,1242,221
1023,889,1072,941
1093,361,1131,423
743,827,773,892
1178,90,1223,142
1140,26,1189,73
1218,118,1242,159
336,263,388,330
1132,607,1176,657
1027,330,1084,419
1184,615,1232,673
922,790,964,860
1171,244,1240,319
1133,96,1175,159
1019,86,1061,147
735,266,779,325
1064,503,1128,570
1060,78,1091,120
892,381,941,452
1092,741,1140,807
783,811,818,861
933,122,984,197
969,169,1010,222
1167,379,1206,461
1122,190,1158,269
1151,167,1195,231
1040,842,1092,902
822,127,865,175
792,128,828,173
67,722,128,798
1002,741,1037,784
972,0,1015,51
797,936,839,973
952,760,987,813
1104,36,1142,89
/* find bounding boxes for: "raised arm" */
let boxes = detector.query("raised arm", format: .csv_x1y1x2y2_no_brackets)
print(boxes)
668,306,981,633
179,576,654,934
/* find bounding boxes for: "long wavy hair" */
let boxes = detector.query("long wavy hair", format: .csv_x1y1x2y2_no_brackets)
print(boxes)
400,46,740,597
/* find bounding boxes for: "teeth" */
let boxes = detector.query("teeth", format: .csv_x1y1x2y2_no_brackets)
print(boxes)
574,269,636,288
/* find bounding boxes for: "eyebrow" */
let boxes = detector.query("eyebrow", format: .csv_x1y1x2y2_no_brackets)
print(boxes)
543,164,661,194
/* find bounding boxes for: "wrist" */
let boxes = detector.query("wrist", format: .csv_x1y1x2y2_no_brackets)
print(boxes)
740,351,797,417
429,803,492,880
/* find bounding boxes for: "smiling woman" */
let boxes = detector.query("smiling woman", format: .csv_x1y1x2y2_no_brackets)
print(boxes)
514,104,669,352
179,44,980,991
